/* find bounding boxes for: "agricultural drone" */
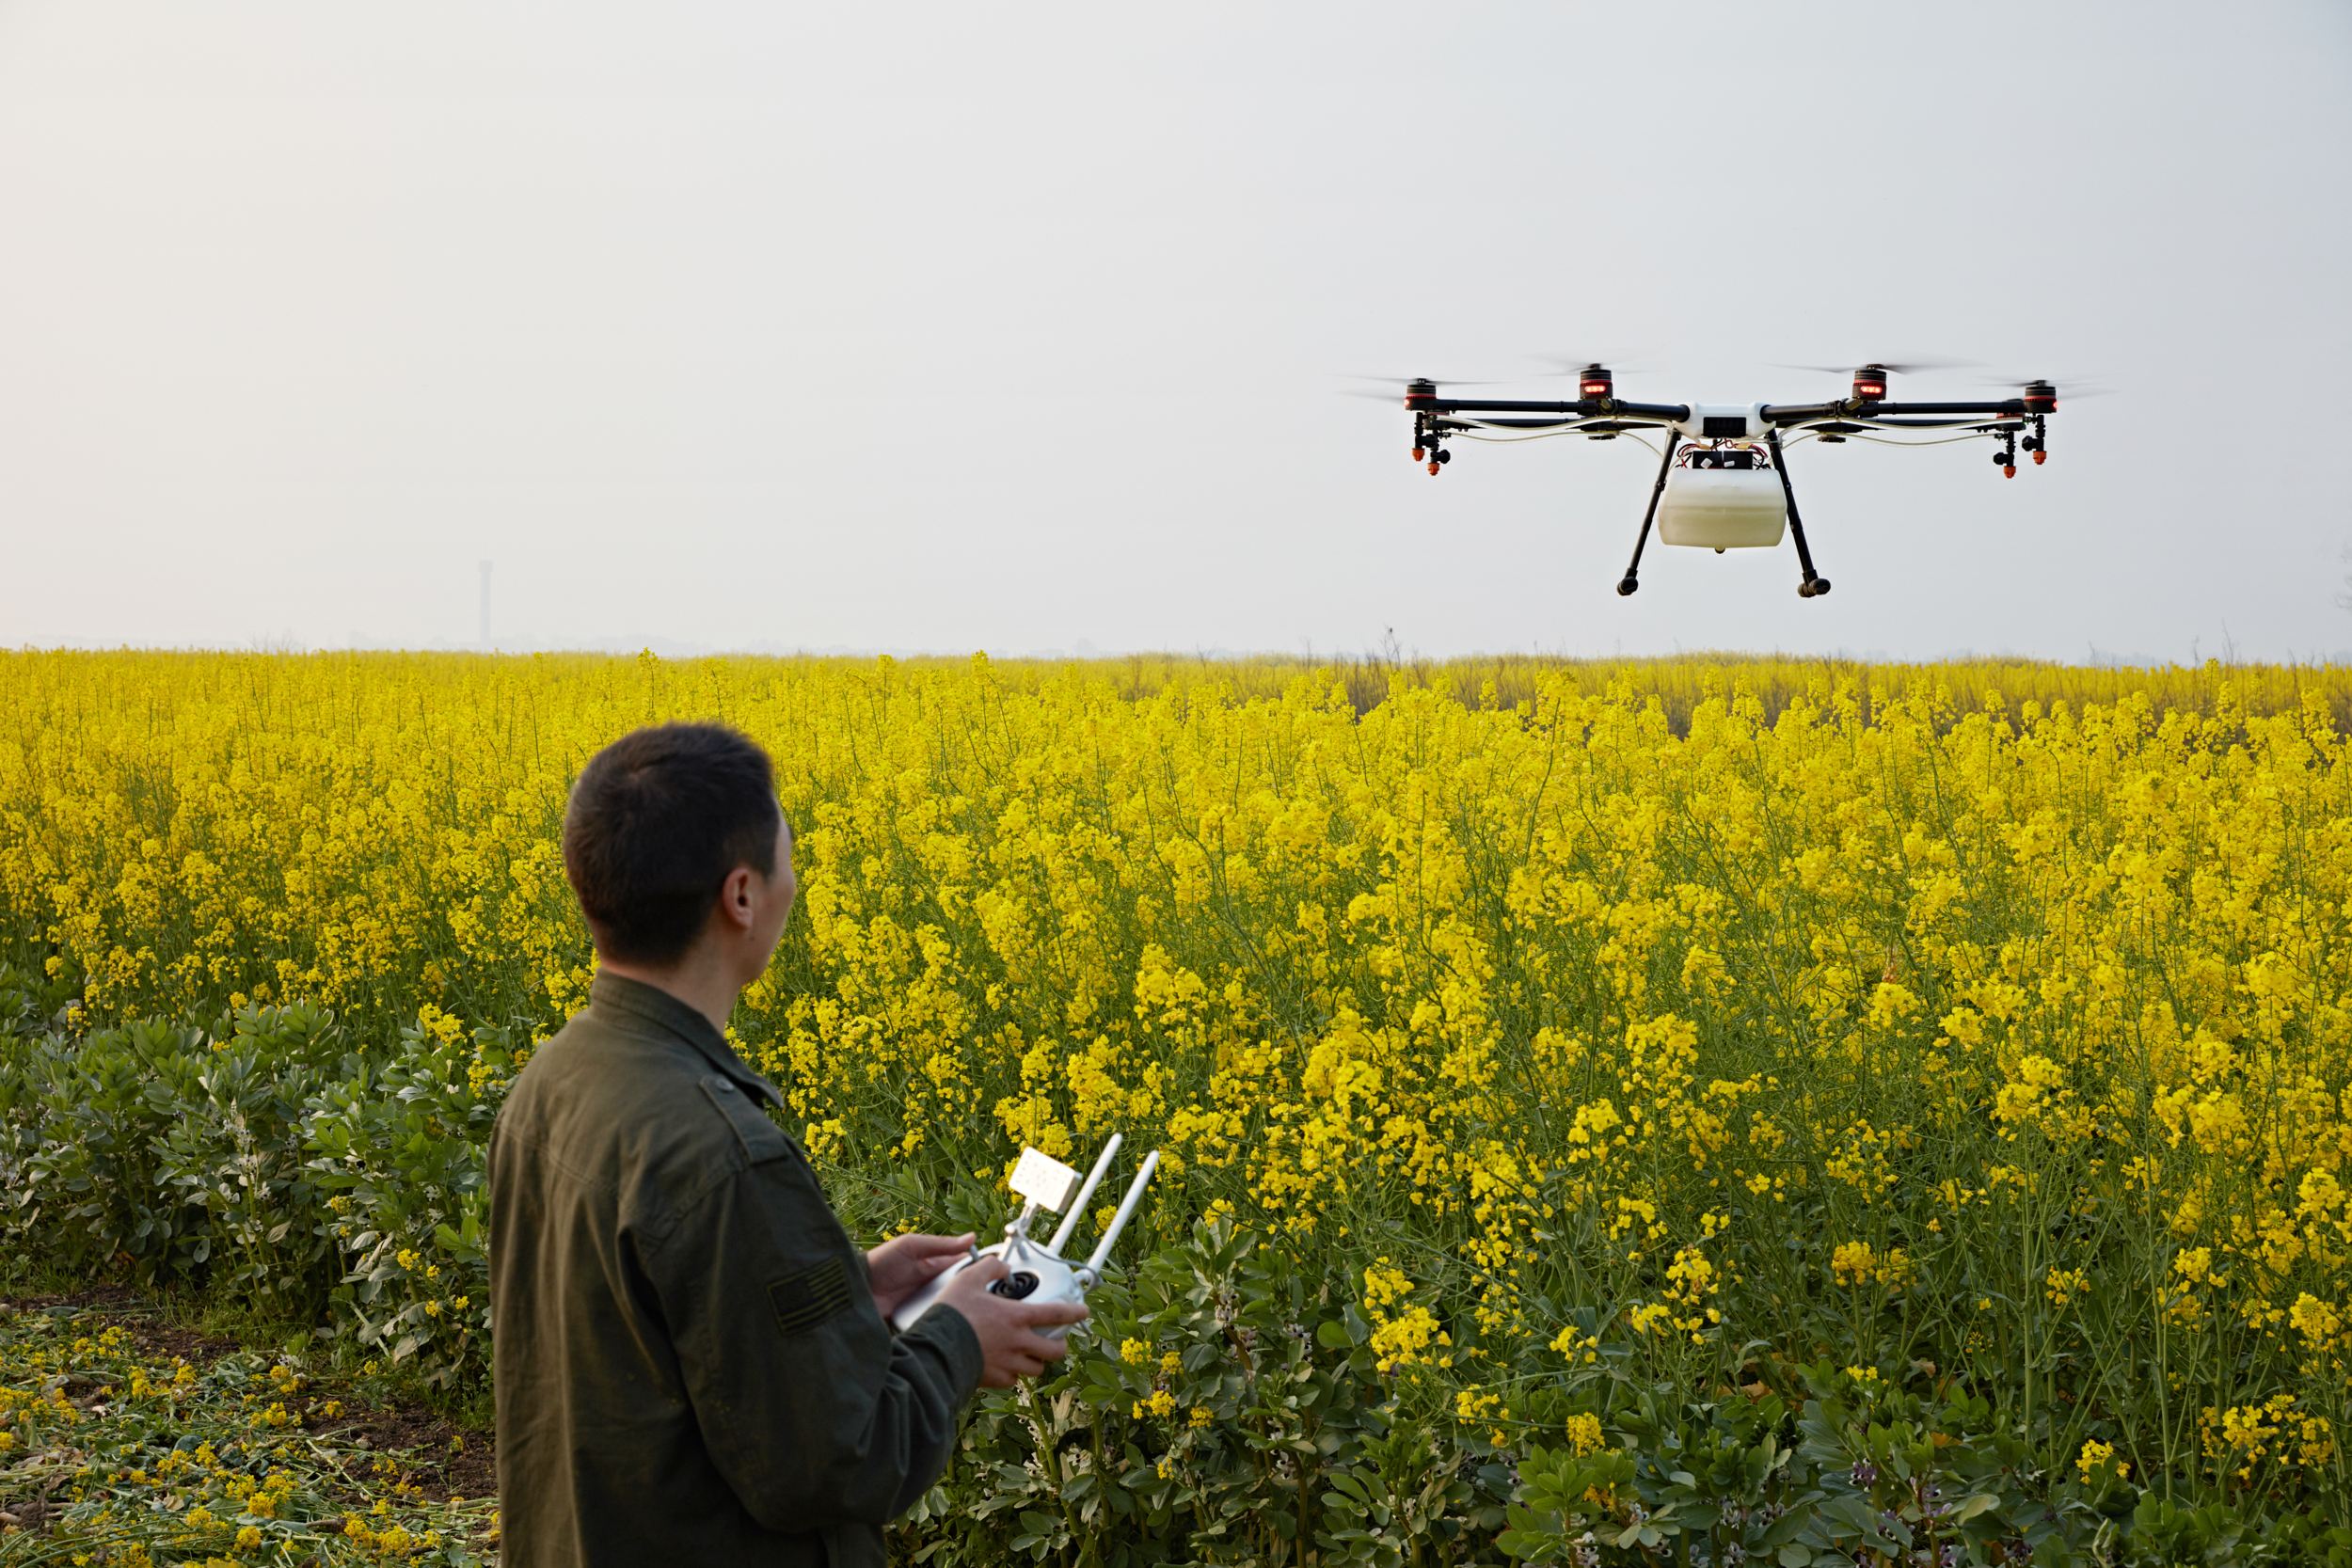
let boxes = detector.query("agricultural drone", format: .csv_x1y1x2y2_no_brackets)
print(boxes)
1366,361,2079,598
890,1135,1160,1343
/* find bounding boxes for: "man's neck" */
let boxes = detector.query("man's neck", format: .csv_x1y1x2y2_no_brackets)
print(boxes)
595,954,739,1037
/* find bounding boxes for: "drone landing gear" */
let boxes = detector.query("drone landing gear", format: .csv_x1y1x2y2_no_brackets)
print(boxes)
1763,429,1831,599
1616,436,1679,595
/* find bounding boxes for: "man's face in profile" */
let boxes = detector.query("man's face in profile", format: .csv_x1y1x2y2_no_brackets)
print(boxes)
746,806,798,972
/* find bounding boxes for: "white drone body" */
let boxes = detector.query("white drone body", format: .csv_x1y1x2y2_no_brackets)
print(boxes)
889,1135,1159,1342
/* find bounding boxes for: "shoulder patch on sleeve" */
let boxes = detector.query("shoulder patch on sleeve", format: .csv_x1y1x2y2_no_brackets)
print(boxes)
698,1074,794,1165
768,1254,855,1337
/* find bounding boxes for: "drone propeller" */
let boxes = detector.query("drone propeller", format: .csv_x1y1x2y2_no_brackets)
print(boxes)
1976,372,2117,400
1334,371,1548,404
1773,357,1978,377
1337,372,1526,387
1498,354,1644,400
1525,353,1644,376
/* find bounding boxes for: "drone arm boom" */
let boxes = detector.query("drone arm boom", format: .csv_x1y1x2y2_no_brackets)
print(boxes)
1764,399,2027,427
1445,416,1677,431
1431,397,1692,421
1869,401,2028,417
1855,418,2020,430
1759,402,1844,426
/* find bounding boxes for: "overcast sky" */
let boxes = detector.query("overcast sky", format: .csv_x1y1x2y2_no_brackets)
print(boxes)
4,2,2348,662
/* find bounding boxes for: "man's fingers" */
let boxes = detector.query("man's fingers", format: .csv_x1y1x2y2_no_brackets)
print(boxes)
961,1254,1009,1284
1015,1299,1090,1329
980,1338,1069,1385
912,1231,977,1258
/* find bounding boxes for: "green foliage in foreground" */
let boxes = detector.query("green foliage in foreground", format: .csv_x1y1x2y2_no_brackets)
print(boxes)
0,1304,492,1566
2,965,2345,1565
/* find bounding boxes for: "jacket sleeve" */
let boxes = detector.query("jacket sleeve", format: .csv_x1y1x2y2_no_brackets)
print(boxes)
644,1130,985,1532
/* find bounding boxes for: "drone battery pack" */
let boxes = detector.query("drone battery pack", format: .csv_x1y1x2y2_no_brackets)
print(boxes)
1657,467,1788,549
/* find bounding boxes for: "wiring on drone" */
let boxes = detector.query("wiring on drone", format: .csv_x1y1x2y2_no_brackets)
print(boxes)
1809,426,2003,449
1451,417,1611,441
1454,421,1670,460
1454,426,1590,442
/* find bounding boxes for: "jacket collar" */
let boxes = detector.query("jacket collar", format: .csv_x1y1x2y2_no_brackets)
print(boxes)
585,970,784,1108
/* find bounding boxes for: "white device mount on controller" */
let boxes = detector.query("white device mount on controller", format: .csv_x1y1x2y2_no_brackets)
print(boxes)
888,1134,1159,1341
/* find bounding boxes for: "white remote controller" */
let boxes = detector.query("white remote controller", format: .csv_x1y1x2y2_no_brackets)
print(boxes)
890,1135,1159,1341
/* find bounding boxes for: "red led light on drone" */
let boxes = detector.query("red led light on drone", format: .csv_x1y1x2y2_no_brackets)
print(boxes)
1579,366,1613,399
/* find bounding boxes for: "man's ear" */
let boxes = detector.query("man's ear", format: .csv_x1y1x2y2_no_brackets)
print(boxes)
720,864,758,932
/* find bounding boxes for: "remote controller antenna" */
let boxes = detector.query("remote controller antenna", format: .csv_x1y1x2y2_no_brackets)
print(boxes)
1047,1133,1122,1254
1081,1150,1159,1284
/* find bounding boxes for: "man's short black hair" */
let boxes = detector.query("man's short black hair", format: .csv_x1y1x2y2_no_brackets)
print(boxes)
563,721,782,967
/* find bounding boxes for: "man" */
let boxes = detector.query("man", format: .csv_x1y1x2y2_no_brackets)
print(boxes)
488,721,1085,1567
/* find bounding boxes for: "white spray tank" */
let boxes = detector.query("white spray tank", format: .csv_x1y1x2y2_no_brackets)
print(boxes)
888,1134,1159,1342
1657,429,1788,550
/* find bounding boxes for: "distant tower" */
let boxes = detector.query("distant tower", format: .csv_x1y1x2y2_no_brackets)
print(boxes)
478,561,492,651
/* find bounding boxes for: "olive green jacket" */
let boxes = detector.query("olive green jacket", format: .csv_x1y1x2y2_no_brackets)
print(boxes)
487,972,982,1567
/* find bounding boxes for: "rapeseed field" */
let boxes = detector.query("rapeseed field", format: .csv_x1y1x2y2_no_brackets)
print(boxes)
3,650,2348,1564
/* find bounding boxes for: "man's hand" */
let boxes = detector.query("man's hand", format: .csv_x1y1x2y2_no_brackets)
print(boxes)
866,1231,977,1321
938,1256,1090,1388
